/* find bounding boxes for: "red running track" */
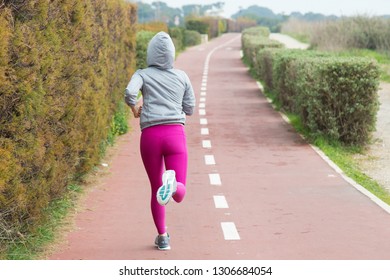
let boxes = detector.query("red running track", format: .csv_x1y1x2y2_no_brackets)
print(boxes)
49,33,390,260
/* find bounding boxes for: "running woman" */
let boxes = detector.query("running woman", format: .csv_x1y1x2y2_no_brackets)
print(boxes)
124,32,195,250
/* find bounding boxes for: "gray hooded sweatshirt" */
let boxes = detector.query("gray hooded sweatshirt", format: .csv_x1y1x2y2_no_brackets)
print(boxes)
124,32,195,130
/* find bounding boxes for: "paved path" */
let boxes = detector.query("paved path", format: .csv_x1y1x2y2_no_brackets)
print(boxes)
49,33,390,260
269,33,309,49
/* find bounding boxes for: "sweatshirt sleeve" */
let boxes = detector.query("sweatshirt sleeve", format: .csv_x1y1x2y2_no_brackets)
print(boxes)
124,70,143,106
182,73,195,116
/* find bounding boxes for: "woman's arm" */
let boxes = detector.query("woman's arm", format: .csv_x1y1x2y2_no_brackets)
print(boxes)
125,71,143,118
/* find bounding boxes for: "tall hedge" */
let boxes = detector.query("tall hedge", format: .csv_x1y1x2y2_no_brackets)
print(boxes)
0,0,136,247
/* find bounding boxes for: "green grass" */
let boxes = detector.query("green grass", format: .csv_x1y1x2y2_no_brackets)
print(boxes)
4,184,82,260
283,105,390,207
314,140,390,205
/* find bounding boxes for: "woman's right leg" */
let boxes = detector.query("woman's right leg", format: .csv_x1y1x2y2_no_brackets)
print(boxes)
140,127,167,235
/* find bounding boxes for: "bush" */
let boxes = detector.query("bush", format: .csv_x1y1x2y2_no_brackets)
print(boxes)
0,0,136,252
269,50,331,112
241,26,283,67
168,27,201,53
169,27,185,52
242,27,380,145
184,30,201,47
186,17,227,39
136,30,156,68
186,18,209,35
294,57,380,144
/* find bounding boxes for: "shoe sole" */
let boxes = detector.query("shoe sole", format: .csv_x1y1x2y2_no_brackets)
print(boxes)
157,245,171,250
157,170,176,205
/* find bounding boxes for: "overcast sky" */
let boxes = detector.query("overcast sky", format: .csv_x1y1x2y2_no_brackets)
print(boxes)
137,0,390,17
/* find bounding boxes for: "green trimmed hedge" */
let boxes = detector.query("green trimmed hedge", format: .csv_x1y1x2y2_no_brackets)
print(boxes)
0,0,136,249
241,26,283,68
242,28,380,145
292,56,380,144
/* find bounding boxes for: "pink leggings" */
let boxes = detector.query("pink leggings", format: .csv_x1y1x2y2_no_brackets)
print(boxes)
140,124,187,234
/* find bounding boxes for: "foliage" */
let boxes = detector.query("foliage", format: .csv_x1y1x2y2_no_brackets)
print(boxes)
168,27,201,53
184,30,201,47
136,30,156,69
337,49,390,82
282,16,390,54
293,56,379,145
169,27,185,52
241,26,283,68
186,18,209,34
137,21,168,33
242,28,380,146
4,184,82,260
185,16,226,39
0,0,137,256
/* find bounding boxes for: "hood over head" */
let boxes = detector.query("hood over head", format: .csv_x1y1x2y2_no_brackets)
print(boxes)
147,31,175,69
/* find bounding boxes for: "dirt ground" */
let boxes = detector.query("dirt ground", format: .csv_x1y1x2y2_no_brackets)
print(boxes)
355,82,390,192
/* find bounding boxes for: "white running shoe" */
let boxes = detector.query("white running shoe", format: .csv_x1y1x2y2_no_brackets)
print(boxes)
156,170,177,205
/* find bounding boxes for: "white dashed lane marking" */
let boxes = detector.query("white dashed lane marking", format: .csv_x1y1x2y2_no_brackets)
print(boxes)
201,128,209,135
213,195,229,208
200,118,208,125
204,155,216,165
209,173,222,185
221,222,240,240
202,140,212,148
199,35,242,241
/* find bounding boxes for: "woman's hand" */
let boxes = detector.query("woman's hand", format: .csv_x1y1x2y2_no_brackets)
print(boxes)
131,105,142,118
